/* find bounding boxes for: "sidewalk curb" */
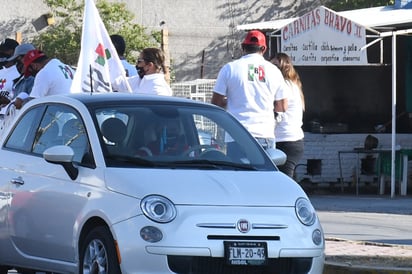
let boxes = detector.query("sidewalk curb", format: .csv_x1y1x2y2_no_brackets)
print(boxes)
324,261,412,274
324,238,412,274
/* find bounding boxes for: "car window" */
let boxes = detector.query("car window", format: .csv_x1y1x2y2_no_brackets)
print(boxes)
30,105,92,165
5,106,43,152
194,115,223,146
92,104,274,170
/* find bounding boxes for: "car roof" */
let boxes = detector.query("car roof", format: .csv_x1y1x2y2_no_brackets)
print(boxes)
71,93,190,104
33,93,220,109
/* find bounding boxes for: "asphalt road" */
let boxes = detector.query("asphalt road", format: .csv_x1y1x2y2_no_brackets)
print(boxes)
310,194,412,245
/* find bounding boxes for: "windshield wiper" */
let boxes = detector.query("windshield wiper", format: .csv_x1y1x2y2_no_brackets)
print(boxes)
105,155,258,170
105,155,156,167
168,159,258,170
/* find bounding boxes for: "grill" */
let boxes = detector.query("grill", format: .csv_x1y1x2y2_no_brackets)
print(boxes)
168,256,312,274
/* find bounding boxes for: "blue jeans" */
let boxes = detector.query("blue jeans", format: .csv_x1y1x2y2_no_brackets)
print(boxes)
276,139,304,178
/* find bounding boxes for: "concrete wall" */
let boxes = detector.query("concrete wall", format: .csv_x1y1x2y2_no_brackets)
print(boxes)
0,0,322,81
1,0,50,41
132,0,322,81
298,133,412,195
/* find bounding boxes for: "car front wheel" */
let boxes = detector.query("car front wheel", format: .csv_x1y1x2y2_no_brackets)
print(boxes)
79,226,121,274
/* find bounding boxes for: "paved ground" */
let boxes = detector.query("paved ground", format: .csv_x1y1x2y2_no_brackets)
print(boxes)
324,239,412,273
310,194,412,273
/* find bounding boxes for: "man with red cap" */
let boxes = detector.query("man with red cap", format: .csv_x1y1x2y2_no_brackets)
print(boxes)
23,49,74,99
212,30,288,155
6,43,37,109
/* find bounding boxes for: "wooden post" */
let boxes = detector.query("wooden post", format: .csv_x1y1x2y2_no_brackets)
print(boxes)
161,28,170,84
15,32,22,44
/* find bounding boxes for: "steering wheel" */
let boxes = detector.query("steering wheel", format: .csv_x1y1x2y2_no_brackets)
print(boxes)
182,144,223,157
136,146,153,157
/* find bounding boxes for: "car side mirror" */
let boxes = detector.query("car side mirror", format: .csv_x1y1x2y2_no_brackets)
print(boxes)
43,145,79,180
265,148,287,166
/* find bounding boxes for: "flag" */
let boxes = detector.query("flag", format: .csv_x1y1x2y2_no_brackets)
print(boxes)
70,0,131,93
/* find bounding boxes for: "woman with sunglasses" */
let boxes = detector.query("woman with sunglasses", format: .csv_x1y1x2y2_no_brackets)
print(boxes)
113,47,172,96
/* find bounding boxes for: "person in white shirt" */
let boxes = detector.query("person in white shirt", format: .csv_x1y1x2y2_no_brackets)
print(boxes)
212,30,288,154
6,43,36,110
271,52,305,179
110,34,137,77
0,38,20,109
112,47,172,96
23,49,74,98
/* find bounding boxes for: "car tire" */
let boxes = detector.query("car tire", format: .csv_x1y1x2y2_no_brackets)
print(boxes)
79,226,121,274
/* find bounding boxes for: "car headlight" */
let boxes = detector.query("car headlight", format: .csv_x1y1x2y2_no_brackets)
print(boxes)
295,197,316,226
141,195,177,223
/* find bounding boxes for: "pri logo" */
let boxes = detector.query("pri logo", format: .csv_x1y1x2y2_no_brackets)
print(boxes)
237,219,251,233
0,90,10,99
95,43,112,66
247,64,266,82
0,78,6,90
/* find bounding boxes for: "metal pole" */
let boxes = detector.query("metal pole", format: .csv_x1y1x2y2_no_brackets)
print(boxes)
391,32,397,198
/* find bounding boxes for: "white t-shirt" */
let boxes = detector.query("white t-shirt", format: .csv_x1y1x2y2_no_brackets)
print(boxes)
214,53,287,139
0,65,20,101
275,80,304,142
113,73,172,96
30,59,75,98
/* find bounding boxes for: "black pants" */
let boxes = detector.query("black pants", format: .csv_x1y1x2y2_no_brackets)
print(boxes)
276,139,304,179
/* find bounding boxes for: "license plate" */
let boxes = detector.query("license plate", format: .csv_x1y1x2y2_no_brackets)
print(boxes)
224,241,267,266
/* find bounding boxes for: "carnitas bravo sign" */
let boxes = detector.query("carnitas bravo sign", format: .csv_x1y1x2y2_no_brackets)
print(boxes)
281,6,367,66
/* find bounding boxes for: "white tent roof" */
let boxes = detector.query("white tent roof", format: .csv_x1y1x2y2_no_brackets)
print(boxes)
236,5,412,32
340,5,412,29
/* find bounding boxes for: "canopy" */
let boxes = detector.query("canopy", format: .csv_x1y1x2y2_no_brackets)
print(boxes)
237,4,412,31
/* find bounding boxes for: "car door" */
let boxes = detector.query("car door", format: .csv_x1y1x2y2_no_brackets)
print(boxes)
1,104,94,263
0,105,44,263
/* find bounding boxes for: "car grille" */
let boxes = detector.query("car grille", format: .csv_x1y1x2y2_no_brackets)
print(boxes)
168,256,312,274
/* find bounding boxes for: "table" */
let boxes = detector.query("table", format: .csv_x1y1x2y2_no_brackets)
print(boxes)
338,148,409,196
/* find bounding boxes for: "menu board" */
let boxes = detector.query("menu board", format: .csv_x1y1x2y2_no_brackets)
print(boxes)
280,6,368,66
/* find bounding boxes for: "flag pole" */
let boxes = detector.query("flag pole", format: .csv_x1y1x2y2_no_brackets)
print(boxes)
89,64,93,93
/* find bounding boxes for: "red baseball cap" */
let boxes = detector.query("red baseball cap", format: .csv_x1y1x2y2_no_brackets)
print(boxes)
242,30,266,48
23,49,45,76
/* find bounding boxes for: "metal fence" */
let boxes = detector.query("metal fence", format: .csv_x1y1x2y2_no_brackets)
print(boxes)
171,79,216,103
171,79,219,141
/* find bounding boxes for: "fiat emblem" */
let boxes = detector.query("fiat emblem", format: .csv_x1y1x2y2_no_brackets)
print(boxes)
237,219,251,233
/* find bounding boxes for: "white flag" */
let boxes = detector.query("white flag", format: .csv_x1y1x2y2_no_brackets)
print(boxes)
70,0,131,93
0,65,20,105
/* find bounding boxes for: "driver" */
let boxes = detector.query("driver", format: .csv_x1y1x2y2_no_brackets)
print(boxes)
137,118,188,156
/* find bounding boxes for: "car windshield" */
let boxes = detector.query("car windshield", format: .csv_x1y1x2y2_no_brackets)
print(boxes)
91,103,276,171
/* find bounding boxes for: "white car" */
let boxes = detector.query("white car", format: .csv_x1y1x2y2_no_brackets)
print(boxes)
0,93,324,274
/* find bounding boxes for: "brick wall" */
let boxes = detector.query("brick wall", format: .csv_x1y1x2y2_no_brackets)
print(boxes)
297,133,412,189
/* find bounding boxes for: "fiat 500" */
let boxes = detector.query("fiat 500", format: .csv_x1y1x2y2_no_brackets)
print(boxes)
0,93,324,274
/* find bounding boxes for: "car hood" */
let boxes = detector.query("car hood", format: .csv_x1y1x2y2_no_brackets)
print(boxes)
104,169,307,206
